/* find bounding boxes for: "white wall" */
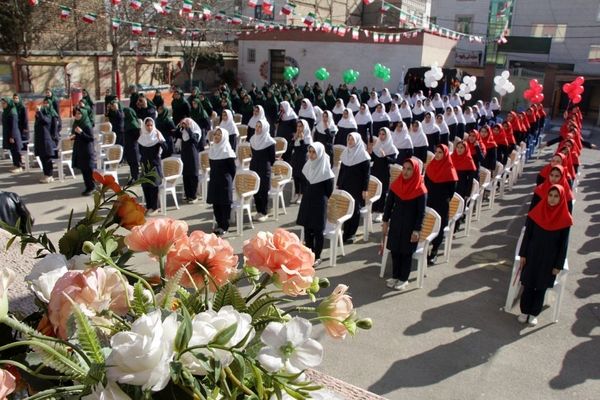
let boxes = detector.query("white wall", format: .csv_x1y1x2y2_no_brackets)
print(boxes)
237,39,449,90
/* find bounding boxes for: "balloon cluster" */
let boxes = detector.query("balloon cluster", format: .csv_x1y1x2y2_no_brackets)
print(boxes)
562,76,585,105
283,66,299,81
424,62,443,88
314,67,330,81
373,63,391,82
458,75,477,100
523,79,544,104
343,69,360,84
493,71,516,96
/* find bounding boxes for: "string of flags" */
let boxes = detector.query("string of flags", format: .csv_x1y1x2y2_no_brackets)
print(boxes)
32,0,507,44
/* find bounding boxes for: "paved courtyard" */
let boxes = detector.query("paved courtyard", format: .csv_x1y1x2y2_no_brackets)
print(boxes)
1,132,598,400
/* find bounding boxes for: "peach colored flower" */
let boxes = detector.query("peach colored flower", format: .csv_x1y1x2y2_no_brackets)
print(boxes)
47,267,132,339
115,194,146,229
166,231,238,291
317,284,354,339
124,218,188,258
243,229,315,296
93,171,122,193
0,368,16,399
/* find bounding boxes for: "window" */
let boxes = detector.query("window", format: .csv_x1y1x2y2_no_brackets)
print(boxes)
455,15,473,34
247,48,256,64
254,5,274,21
0,63,12,83
430,16,437,25
589,45,600,62
531,24,567,43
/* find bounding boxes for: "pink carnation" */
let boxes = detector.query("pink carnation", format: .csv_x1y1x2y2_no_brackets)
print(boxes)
317,284,354,339
125,218,188,258
165,231,239,291
48,267,131,339
0,368,16,400
243,229,315,296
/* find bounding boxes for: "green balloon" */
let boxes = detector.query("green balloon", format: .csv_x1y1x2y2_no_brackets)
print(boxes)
343,69,359,84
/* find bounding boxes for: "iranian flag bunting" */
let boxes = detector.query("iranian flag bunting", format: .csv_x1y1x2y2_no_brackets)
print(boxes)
130,0,142,10
161,0,168,5
388,34,394,43
363,0,375,4
215,11,226,20
303,12,316,26
153,3,164,13
230,14,242,25
321,19,332,32
28,0,38,6
248,0,258,7
148,27,158,36
111,0,121,5
262,0,274,14
337,26,347,37
182,0,193,12
351,28,359,40
131,22,142,35
381,3,390,13
59,6,71,20
82,13,97,24
111,18,121,30
203,6,212,18
372,32,379,42
281,3,296,15
395,33,401,42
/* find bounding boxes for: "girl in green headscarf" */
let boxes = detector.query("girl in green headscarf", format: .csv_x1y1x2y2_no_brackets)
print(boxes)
123,106,141,183
1,97,23,172
12,94,29,147
70,107,96,195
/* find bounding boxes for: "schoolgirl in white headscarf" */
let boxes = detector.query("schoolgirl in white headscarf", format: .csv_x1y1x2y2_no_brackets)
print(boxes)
450,93,462,107
392,93,403,106
276,101,298,161
399,99,413,125
298,99,317,129
207,127,237,235
436,114,450,146
250,119,277,220
247,105,265,141
371,103,391,136
432,93,445,113
379,88,393,111
371,126,399,219
388,102,402,130
209,127,236,160
219,109,240,150
138,117,166,213
367,91,380,112
347,94,361,114
453,105,466,140
355,103,373,145
444,106,458,141
335,108,358,146
409,120,429,163
314,110,337,162
412,99,426,122
463,105,477,132
392,121,414,163
490,97,501,118
291,119,314,203
424,99,436,113
422,111,441,152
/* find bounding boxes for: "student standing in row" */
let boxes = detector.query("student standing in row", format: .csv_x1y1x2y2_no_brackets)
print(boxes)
313,110,337,164
70,108,96,196
291,119,313,205
138,118,166,215
122,107,141,184
177,118,202,203
34,101,57,183
207,127,237,236
1,97,23,173
250,120,276,222
276,101,298,163
371,128,399,223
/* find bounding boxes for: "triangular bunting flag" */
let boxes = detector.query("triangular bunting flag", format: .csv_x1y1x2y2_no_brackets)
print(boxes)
373,32,379,42
131,22,142,35
82,13,97,24
363,0,375,4
281,3,296,16
111,18,121,30
148,27,158,36
321,19,332,33
248,0,258,7
182,0,193,12
262,0,274,15
395,33,401,42
381,4,390,13
303,12,316,26
230,14,243,25
111,0,121,5
352,28,359,40
129,0,142,10
337,26,347,37
59,6,71,20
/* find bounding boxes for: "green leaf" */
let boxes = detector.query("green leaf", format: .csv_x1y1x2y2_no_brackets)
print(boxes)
71,302,105,365
248,296,279,318
210,323,238,346
132,281,150,316
251,362,265,399
174,306,193,353
282,384,305,400
212,283,247,313
58,224,93,259
157,267,184,309
105,238,118,258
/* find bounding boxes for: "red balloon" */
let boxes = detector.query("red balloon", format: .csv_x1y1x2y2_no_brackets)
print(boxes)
537,93,544,103
529,79,539,89
523,89,532,99
574,76,585,86
573,85,584,96
562,83,572,93
572,94,582,104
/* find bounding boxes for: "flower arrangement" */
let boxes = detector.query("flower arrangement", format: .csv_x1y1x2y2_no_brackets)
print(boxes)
0,173,371,399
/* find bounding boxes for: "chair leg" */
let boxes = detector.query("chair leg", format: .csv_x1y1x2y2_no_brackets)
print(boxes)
237,208,243,236
380,250,389,278
172,189,180,210
329,235,337,267
160,189,167,215
338,230,345,257
273,194,279,221
279,192,286,215
247,205,254,230
417,255,425,288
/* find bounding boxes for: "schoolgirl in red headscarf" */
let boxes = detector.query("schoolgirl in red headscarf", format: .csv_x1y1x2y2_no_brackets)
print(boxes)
492,123,510,165
479,125,497,171
530,164,573,213
466,129,485,170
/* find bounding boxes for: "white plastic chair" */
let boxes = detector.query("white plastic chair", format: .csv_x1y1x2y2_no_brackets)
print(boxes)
441,193,465,264
237,124,248,143
447,141,454,154
274,137,288,159
100,131,117,166
423,151,435,175
517,142,527,177
269,160,293,221
360,176,382,241
102,145,123,181
236,142,252,170
233,113,243,124
324,190,354,266
98,121,112,135
460,178,479,238
160,157,183,215
332,144,345,185
389,164,403,185
24,143,43,172
58,138,76,181
499,155,514,198
231,170,260,236
380,207,441,288
474,167,491,221
504,227,569,323
484,162,503,210
199,150,211,203
413,157,424,174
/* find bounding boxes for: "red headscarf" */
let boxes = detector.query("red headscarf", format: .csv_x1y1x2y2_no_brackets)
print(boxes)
526,108,537,124
451,141,477,172
425,144,458,183
538,153,566,180
467,129,486,157
557,146,577,178
528,184,573,231
479,126,497,150
536,104,547,118
508,111,523,132
519,112,530,131
534,165,573,202
492,124,509,146
390,158,428,200
501,122,516,145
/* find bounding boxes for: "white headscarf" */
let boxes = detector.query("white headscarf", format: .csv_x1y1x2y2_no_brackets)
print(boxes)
436,116,449,135
484,103,494,118
295,119,313,146
432,93,444,109
490,97,500,111
392,122,413,149
181,117,202,142
347,94,360,113
302,142,335,184
337,108,358,129
314,106,323,123
250,120,276,150
392,93,403,105
315,110,337,134
367,92,380,108
442,95,451,110
388,103,401,123
340,131,371,166
248,105,265,130
138,117,165,147
409,121,429,147
332,99,345,115
279,101,298,121
412,100,426,116
444,108,458,125
399,101,412,119
355,106,373,125
372,106,391,123
424,99,436,113
422,112,440,135
219,110,239,137
454,106,466,124
379,88,392,104
450,94,462,107
298,99,316,120
208,127,236,160
373,127,399,157
408,93,417,107
464,106,477,124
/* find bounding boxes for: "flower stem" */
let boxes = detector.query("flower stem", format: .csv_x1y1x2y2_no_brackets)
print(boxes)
24,384,86,400
225,366,256,397
245,274,270,302
0,359,69,381
282,306,316,316
159,255,166,285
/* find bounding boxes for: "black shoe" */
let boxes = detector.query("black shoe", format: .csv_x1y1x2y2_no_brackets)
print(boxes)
427,256,437,266
81,189,94,196
213,228,225,237
343,236,354,244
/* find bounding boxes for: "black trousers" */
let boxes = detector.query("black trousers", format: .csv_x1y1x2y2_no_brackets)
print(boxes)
391,251,412,281
343,197,363,239
213,203,231,231
40,156,53,176
254,189,269,215
293,176,305,195
228,134,238,152
80,166,95,191
183,174,199,200
9,145,22,167
413,146,428,164
125,144,140,180
305,228,325,259
497,144,509,166
520,286,547,316
142,183,159,210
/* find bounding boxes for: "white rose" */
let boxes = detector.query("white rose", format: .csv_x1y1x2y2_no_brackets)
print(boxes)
82,381,132,400
68,254,91,270
106,310,178,392
0,267,16,320
26,254,69,303
182,305,255,375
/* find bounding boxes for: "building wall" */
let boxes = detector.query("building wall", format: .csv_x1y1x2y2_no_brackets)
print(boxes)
239,0,351,26
509,0,600,75
362,0,432,27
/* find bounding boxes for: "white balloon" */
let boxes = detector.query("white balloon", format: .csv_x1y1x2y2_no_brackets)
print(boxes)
424,70,433,78
501,70,510,79
430,81,438,88
506,84,515,93
464,93,472,100
469,83,477,91
435,72,443,80
494,76,501,84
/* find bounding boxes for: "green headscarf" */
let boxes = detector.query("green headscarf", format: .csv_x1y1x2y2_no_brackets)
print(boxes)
1,98,17,126
156,106,171,124
72,108,92,131
191,99,209,122
123,107,140,130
